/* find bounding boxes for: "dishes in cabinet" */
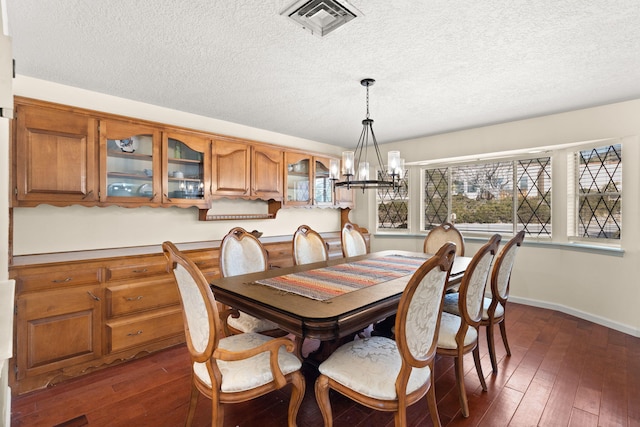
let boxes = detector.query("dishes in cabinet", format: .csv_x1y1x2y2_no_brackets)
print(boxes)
107,183,136,197
137,183,153,197
114,137,139,153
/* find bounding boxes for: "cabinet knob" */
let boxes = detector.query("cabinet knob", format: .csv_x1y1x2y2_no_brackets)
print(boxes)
52,277,72,283
87,291,101,301
127,330,143,336
126,296,144,301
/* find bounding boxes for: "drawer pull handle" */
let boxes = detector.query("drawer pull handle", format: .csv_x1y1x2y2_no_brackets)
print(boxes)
132,269,148,273
127,330,143,336
52,277,72,283
126,296,143,301
87,291,101,301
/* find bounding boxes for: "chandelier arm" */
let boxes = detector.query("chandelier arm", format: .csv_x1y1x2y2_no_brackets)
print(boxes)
368,125,387,180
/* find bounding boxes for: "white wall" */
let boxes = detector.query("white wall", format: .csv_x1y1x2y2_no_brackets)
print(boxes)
358,100,640,337
11,76,346,254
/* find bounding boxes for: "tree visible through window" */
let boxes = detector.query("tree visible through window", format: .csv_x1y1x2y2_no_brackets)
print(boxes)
423,157,552,237
576,144,621,239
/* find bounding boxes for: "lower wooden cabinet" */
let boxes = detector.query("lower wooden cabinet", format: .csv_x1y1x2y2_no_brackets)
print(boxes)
8,231,354,394
14,284,102,393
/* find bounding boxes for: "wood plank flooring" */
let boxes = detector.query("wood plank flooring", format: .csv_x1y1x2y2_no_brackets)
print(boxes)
11,303,640,426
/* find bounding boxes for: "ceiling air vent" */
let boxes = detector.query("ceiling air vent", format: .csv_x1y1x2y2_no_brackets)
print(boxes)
281,0,362,38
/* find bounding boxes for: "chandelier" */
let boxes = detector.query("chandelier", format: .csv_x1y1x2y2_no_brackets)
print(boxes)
331,78,403,190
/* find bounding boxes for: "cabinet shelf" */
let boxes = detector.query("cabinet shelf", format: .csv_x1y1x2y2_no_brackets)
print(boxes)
107,150,153,160
168,157,202,165
108,172,152,180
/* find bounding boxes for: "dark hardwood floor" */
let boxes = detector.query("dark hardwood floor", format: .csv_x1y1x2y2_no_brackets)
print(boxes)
11,303,640,427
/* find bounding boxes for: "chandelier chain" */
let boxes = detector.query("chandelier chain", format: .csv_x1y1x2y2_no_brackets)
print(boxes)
365,85,370,119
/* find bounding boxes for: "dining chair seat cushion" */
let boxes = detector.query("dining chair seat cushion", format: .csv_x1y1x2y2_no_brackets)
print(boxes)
227,311,280,333
437,312,478,349
193,332,301,393
318,336,431,400
442,295,504,321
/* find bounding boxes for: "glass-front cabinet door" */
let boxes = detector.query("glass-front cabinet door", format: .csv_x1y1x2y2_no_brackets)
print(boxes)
313,156,334,206
100,119,161,204
284,152,311,206
163,131,209,208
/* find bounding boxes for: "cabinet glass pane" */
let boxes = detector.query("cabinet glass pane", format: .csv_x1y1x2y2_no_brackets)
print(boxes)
315,160,332,204
168,138,204,200
287,159,310,202
106,134,153,197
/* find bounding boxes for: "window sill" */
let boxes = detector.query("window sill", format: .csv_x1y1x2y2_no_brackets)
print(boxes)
373,233,624,257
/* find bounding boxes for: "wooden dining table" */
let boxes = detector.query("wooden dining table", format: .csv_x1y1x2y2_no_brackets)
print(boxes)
210,250,471,349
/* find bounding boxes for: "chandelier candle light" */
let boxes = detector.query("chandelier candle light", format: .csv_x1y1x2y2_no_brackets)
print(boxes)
331,78,403,191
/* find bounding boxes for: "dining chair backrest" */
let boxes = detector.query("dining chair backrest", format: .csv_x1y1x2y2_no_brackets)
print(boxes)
220,227,268,277
492,230,525,302
163,241,218,363
424,222,465,256
395,242,457,366
341,222,367,257
457,234,500,326
293,224,328,265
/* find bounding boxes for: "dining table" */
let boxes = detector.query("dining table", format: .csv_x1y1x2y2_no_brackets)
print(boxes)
210,250,471,357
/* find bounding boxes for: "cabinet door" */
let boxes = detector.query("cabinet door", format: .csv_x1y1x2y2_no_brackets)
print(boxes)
14,102,98,205
211,138,251,197
335,186,355,208
284,152,311,206
313,156,334,206
99,119,161,204
162,130,210,208
252,145,284,200
15,285,102,380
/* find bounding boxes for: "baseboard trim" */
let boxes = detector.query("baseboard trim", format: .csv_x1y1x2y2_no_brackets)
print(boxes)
509,295,640,338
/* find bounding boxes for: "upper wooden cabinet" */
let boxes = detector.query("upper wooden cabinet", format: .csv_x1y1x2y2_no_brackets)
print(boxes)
162,130,210,208
313,156,335,206
12,98,352,211
210,137,251,197
13,100,98,206
211,137,283,201
284,152,311,206
252,145,284,200
99,119,161,205
284,153,344,207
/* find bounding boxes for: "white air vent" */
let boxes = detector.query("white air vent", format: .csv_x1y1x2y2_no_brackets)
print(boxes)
281,0,362,38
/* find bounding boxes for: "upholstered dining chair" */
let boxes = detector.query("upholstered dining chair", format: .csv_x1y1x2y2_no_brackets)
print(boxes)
341,222,367,258
219,227,283,337
482,230,525,373
437,234,501,418
424,222,465,257
292,224,329,266
162,241,305,427
315,243,457,427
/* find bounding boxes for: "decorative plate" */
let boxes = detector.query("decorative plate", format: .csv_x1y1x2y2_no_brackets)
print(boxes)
114,137,139,153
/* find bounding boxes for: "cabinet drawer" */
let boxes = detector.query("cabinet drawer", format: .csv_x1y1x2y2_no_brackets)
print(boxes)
106,278,180,318
106,306,184,353
16,267,102,293
106,259,169,281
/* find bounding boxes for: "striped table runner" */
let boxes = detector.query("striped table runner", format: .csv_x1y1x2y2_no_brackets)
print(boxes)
254,255,429,301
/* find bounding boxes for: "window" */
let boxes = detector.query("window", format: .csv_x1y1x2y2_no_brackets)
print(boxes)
376,169,409,230
574,144,621,240
422,156,552,237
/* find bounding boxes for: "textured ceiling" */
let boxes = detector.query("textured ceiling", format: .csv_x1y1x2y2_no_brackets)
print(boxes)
6,1,640,147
